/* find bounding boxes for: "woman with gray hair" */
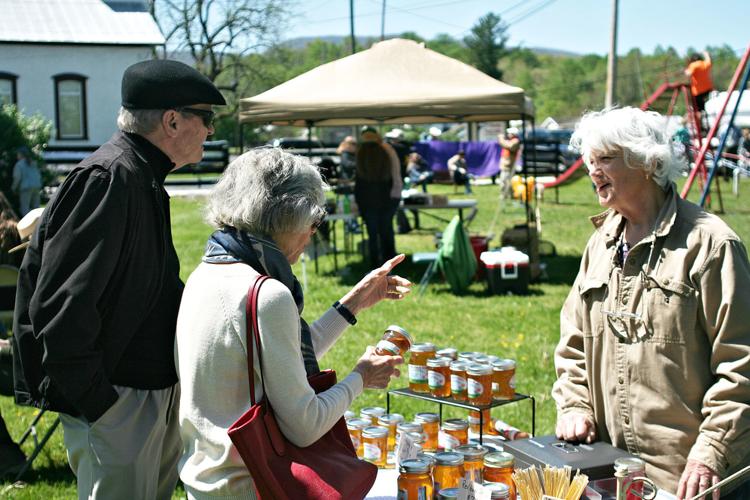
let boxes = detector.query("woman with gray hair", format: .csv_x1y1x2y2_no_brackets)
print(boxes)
175,148,410,499
552,107,750,499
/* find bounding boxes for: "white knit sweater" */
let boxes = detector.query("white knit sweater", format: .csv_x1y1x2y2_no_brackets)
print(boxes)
175,261,363,499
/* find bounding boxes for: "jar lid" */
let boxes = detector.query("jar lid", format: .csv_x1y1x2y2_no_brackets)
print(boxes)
484,451,515,468
414,412,440,423
436,487,460,500
345,418,371,430
455,444,488,459
441,418,469,431
486,355,501,364
406,431,425,444
344,410,355,421
450,360,468,370
458,351,480,360
416,452,436,467
399,458,431,474
377,413,405,426
427,357,451,367
473,354,490,364
362,426,389,438
434,451,464,466
360,406,386,418
411,342,436,353
385,325,413,344
397,422,423,434
436,348,457,358
484,482,511,499
614,457,646,472
491,359,516,370
467,363,493,376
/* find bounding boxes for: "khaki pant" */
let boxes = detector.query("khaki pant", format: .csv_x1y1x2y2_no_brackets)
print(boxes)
499,167,514,200
60,384,181,500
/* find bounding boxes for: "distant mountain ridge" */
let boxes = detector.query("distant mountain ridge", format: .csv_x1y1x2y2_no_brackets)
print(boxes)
281,35,581,58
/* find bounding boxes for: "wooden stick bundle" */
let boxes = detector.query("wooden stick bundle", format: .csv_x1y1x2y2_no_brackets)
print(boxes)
512,465,589,500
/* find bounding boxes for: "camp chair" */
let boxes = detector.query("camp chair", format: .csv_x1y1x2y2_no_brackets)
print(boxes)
12,408,60,481
414,216,477,295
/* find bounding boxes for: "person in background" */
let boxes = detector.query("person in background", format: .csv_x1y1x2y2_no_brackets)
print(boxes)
553,107,750,500
738,127,750,168
11,146,42,217
355,127,402,266
12,59,226,499
406,152,433,193
498,127,521,201
0,193,20,268
385,128,410,180
447,150,473,194
175,148,409,499
336,135,358,180
685,51,714,130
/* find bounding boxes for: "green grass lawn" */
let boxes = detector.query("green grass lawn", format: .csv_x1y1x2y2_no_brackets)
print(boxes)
2,174,748,498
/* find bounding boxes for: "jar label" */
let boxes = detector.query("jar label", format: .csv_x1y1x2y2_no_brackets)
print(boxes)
468,378,484,398
428,370,446,389
451,374,467,393
376,340,400,355
363,442,382,461
510,373,516,389
438,431,461,450
409,364,428,384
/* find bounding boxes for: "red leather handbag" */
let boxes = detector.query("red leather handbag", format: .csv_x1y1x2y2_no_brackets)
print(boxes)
228,275,377,500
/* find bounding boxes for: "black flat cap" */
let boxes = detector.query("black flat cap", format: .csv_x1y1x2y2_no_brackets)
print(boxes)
122,59,226,109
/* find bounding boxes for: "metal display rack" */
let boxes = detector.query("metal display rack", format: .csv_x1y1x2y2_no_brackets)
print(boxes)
386,388,536,445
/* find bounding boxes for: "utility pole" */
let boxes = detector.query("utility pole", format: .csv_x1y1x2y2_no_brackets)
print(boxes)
349,0,355,54
380,0,386,41
605,0,618,107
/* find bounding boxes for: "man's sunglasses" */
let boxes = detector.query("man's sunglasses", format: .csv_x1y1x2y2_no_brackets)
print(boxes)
175,107,215,128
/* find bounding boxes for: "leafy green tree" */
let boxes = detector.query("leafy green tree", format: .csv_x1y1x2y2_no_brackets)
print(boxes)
427,34,470,63
463,13,509,80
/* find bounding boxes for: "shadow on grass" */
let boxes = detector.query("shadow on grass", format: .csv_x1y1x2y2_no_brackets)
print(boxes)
1,461,73,489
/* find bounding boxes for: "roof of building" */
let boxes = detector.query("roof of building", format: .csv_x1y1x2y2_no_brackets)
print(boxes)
0,0,164,45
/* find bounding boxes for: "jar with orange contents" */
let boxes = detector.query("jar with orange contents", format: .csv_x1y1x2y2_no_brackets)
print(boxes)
360,406,386,425
427,357,451,398
483,452,516,500
433,452,465,493
345,418,370,458
375,325,413,356
362,426,389,467
449,361,468,401
484,482,511,500
438,419,469,451
455,444,488,484
467,364,493,406
408,343,436,393
492,359,516,401
397,459,434,500
377,413,404,452
414,412,439,452
436,347,458,360
468,409,496,435
396,422,423,449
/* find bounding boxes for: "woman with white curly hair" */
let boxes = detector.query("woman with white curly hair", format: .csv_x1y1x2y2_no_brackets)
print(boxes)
174,148,410,499
552,107,750,499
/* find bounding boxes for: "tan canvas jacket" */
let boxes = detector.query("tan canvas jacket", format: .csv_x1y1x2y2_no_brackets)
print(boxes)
552,185,750,493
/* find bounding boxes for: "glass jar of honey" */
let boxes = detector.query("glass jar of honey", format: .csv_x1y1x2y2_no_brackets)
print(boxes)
455,444,488,484
436,347,458,360
433,452,465,493
436,487,460,499
360,406,386,425
362,426,389,467
415,452,436,470
458,351,479,362
492,359,516,401
409,343,436,393
467,364,493,406
483,452,515,500
450,361,468,401
345,418,370,458
438,419,469,451
375,325,413,356
427,357,452,398
484,482,511,499
396,422,424,449
473,354,490,365
397,459,434,500
377,413,404,452
414,412,439,452
468,409,495,435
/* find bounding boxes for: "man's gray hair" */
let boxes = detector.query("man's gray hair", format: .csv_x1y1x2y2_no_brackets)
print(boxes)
116,107,165,135
570,106,685,189
206,148,328,236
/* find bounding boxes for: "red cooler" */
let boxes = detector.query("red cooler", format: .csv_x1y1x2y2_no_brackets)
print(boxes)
480,247,530,295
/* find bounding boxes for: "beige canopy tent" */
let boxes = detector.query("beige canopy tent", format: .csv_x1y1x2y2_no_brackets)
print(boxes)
239,38,534,126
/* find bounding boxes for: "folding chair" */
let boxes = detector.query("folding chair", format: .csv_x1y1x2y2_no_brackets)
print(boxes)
13,409,60,481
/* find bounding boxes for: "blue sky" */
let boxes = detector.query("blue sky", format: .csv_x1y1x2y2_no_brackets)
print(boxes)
289,0,749,56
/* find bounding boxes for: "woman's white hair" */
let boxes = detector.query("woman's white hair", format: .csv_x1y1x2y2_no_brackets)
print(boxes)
570,106,686,189
206,148,328,235
116,107,165,135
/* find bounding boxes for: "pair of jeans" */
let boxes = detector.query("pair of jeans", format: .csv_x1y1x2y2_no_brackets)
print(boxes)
360,199,398,267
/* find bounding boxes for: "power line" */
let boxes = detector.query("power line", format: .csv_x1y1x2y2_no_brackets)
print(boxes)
506,0,557,27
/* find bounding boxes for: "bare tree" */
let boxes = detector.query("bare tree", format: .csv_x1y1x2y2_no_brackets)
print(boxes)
150,0,289,90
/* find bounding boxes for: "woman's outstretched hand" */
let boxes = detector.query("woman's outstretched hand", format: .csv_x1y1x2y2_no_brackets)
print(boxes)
339,254,412,315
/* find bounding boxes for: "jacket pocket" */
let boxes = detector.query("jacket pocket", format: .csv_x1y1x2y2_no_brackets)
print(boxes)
644,275,697,344
578,278,608,338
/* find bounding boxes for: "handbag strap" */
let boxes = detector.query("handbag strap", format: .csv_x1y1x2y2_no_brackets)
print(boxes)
245,274,270,406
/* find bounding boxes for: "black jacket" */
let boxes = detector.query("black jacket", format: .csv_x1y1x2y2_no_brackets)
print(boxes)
12,132,184,422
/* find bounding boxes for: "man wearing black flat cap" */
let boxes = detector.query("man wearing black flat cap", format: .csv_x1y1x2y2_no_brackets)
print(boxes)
12,59,225,499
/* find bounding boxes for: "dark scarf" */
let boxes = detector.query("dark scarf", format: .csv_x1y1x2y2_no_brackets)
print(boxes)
204,227,320,375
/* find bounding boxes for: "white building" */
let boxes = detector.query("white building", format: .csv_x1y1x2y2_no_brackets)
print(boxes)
0,0,164,147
